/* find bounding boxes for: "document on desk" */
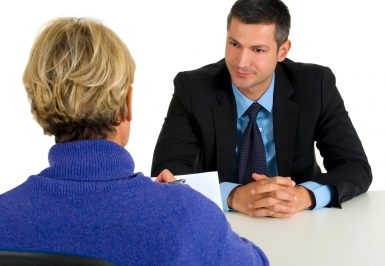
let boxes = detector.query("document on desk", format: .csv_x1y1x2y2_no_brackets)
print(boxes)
175,171,223,210
153,171,223,210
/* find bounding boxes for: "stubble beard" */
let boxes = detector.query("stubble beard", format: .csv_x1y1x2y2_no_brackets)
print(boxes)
231,71,272,100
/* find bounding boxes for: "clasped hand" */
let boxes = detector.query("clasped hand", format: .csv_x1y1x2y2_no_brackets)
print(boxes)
227,174,314,218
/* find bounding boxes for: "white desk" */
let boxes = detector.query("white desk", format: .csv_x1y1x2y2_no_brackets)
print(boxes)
225,191,385,266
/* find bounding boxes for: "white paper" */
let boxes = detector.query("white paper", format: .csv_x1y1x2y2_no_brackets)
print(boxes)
153,171,223,210
175,171,223,210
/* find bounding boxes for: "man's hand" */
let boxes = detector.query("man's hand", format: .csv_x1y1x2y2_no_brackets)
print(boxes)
154,169,176,183
249,174,315,217
227,174,315,218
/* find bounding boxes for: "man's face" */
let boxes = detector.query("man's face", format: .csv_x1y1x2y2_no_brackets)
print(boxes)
225,18,289,100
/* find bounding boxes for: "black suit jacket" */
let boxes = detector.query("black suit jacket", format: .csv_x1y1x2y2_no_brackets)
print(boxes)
151,59,372,208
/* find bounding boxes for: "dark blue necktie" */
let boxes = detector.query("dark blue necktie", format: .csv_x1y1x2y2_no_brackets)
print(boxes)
238,102,267,185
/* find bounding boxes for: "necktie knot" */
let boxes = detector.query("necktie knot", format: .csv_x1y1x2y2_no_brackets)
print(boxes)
246,102,262,121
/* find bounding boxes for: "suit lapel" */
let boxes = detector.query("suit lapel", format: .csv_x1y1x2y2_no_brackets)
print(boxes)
213,71,237,181
273,64,300,176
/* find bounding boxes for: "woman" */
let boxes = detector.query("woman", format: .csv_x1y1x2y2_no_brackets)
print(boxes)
0,17,268,266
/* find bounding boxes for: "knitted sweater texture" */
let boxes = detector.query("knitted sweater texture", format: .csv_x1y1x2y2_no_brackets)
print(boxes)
0,139,268,265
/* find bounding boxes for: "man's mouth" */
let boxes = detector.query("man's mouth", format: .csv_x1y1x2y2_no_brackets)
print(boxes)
235,70,252,77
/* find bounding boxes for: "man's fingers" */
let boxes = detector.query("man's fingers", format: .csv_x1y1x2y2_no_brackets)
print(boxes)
251,183,280,195
266,176,296,186
249,197,296,212
251,177,296,195
249,196,281,209
252,173,268,182
268,203,296,214
154,169,175,183
271,189,298,202
248,208,293,219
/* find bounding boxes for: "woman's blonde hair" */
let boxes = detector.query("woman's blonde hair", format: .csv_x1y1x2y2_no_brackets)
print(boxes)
23,17,136,143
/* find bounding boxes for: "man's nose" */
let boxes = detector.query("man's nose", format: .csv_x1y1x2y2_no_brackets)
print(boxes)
236,49,250,68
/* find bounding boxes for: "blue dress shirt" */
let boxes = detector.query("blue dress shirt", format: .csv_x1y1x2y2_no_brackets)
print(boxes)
220,72,334,211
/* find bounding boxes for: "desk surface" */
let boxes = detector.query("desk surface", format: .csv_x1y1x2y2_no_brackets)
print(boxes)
225,191,385,266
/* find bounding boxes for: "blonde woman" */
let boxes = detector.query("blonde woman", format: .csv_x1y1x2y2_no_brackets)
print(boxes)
0,18,268,265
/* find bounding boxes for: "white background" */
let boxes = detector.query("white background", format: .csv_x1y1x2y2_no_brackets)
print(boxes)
0,0,384,194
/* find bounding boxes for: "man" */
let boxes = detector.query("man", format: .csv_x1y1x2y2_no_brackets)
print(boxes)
151,0,372,218
0,17,269,265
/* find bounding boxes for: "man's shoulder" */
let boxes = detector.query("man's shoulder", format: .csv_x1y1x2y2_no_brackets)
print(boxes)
277,58,331,78
176,59,228,81
279,58,329,74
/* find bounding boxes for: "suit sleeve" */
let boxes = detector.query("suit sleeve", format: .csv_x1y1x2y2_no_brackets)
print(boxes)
151,72,200,176
313,67,372,207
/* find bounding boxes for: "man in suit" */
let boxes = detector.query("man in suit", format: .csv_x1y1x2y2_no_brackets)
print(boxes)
151,0,372,218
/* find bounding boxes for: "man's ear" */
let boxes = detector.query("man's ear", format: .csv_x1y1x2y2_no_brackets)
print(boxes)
126,86,133,122
277,39,291,62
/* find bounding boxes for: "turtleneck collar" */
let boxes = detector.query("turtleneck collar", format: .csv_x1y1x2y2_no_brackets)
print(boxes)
39,139,135,181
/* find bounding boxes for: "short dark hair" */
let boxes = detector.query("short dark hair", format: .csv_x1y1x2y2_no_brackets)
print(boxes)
227,0,291,48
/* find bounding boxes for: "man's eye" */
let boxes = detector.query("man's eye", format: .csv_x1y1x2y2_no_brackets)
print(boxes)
255,48,264,53
230,41,238,47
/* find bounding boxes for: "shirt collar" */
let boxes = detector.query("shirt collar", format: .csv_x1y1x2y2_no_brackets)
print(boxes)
232,72,275,119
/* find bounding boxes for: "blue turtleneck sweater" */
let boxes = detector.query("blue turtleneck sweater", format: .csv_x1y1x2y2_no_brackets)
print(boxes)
0,139,268,265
